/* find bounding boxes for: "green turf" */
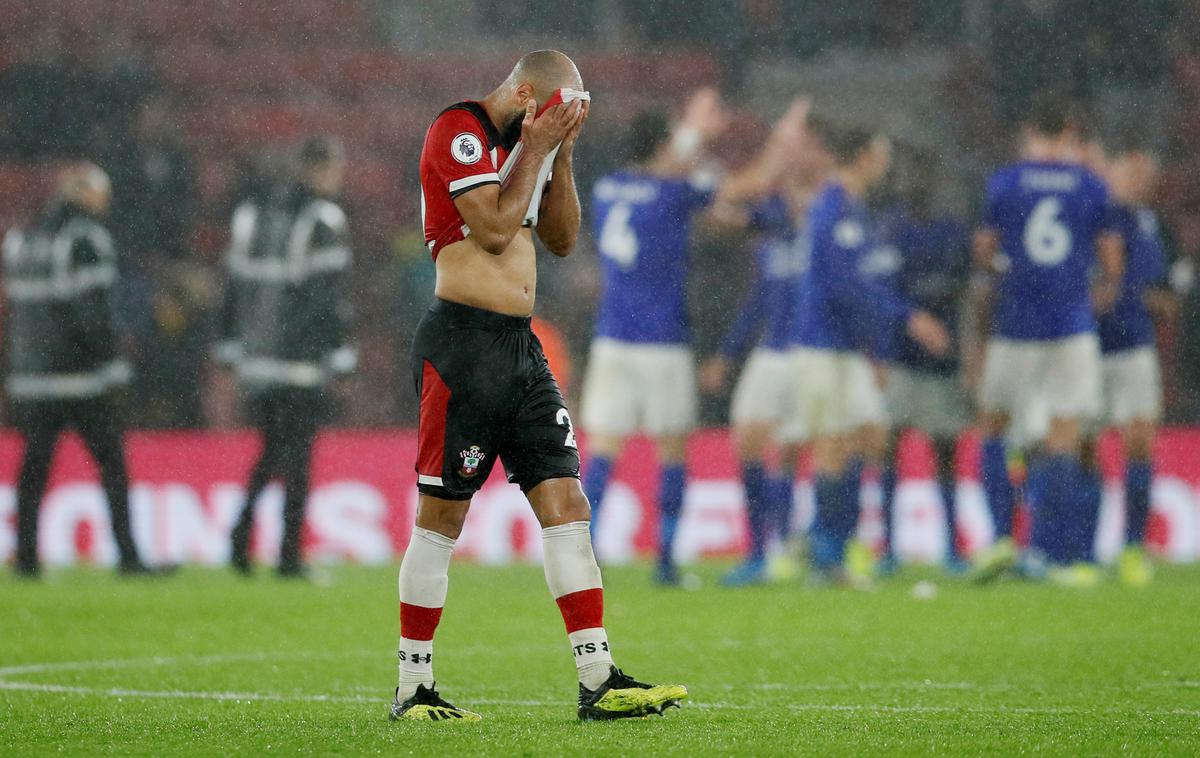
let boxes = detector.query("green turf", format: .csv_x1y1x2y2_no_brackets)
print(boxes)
1,561,1198,756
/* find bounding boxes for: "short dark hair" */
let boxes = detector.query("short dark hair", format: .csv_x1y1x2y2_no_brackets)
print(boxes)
627,109,671,164
298,136,345,170
808,114,877,166
1025,92,1085,137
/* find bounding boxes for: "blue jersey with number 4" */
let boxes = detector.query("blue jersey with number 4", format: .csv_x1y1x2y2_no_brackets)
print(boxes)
1098,205,1167,353
982,160,1113,341
591,170,714,344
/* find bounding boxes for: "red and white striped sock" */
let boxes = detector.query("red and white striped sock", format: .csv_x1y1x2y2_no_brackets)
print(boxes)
397,526,455,700
543,521,614,690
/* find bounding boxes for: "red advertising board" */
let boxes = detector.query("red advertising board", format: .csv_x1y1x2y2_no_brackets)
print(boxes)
1,429,1197,567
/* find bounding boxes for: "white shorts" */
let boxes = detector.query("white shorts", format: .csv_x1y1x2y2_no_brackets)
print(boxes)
580,338,696,437
1102,345,1162,425
730,347,805,442
785,347,887,438
886,366,969,440
979,333,1102,423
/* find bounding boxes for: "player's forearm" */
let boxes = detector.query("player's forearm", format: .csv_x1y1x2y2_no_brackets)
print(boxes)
1097,233,1125,285
477,148,549,255
535,152,580,256
972,229,999,273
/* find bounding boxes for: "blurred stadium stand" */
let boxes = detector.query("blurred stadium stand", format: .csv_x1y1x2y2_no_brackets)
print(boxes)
2,0,1200,427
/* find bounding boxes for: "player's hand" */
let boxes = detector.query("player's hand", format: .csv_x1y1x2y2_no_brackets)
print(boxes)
682,86,730,141
559,99,589,155
522,99,585,157
907,311,951,357
699,355,730,394
768,97,810,152
1091,277,1120,315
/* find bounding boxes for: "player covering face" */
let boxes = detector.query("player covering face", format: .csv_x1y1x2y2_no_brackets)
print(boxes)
395,50,686,723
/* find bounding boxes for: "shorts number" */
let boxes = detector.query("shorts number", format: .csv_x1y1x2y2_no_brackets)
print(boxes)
599,202,638,269
556,408,577,449
1023,197,1072,266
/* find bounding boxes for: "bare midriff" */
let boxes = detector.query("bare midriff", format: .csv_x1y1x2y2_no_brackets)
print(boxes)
434,229,537,316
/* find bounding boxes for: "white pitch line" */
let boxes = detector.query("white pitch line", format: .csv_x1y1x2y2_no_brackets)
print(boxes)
3,654,1199,719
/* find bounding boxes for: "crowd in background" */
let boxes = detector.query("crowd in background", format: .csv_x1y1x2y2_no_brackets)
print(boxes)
3,0,1200,429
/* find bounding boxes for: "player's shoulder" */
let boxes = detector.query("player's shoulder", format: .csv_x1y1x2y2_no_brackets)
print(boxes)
986,162,1023,191
810,184,866,248
427,101,486,133
1076,165,1110,197
810,182,854,227
423,101,500,160
810,182,845,212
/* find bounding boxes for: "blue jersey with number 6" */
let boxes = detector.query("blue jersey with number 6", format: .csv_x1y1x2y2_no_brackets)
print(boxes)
982,160,1113,341
591,170,714,344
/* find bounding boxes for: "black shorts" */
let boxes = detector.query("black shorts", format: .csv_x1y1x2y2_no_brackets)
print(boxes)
411,299,580,500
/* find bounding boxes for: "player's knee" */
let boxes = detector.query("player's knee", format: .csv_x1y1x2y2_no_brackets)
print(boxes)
587,432,623,459
657,434,688,464
1125,420,1156,460
528,478,592,528
857,424,889,464
414,496,471,540
732,424,769,462
978,411,1009,439
813,436,849,476
1045,418,1082,455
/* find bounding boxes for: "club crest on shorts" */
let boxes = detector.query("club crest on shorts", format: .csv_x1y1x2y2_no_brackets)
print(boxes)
451,133,483,165
459,445,485,477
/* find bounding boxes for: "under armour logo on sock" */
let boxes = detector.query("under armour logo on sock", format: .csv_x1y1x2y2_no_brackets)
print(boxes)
399,651,432,664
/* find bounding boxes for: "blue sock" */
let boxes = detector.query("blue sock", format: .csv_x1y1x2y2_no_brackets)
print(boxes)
836,457,865,549
810,475,848,569
1125,459,1152,546
879,464,898,561
768,472,795,542
741,463,769,563
938,469,959,561
1030,454,1075,565
1073,464,1102,564
582,455,613,537
658,464,686,568
981,436,1014,539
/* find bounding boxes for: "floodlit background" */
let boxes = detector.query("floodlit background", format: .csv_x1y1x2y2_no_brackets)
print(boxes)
2,0,1199,429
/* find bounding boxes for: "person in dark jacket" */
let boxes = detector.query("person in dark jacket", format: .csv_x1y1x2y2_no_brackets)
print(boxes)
3,164,152,577
220,137,355,577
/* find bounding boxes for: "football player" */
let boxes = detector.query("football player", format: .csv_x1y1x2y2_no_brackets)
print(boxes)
1096,144,1170,586
784,118,950,584
395,50,685,723
701,170,822,586
970,95,1123,585
877,158,972,575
